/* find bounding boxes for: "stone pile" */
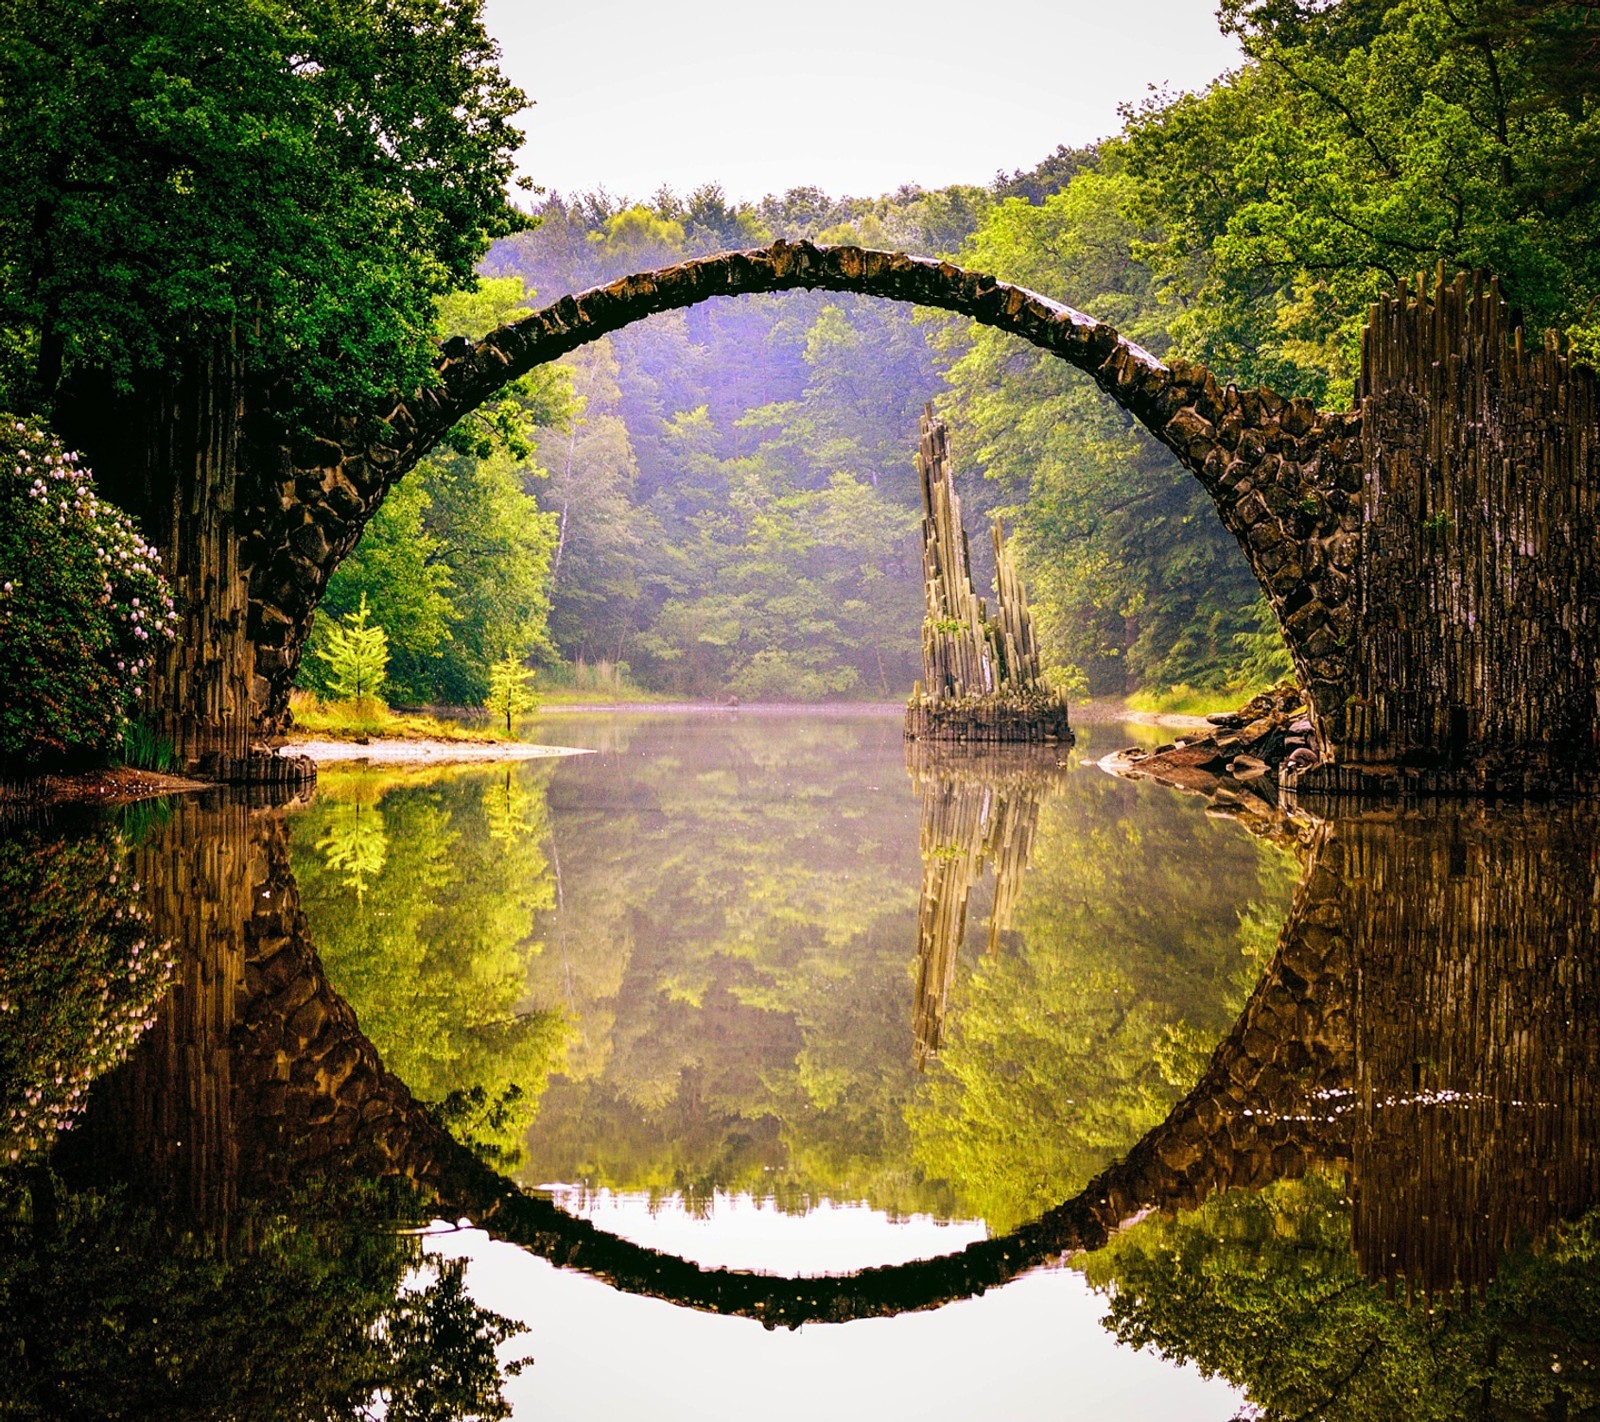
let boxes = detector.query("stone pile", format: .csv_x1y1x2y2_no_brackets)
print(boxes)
1112,681,1319,807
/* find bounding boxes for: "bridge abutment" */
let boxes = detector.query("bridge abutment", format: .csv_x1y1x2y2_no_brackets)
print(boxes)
1291,272,1600,797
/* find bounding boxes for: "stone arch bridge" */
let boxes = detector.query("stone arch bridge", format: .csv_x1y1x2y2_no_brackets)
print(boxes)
93,241,1600,795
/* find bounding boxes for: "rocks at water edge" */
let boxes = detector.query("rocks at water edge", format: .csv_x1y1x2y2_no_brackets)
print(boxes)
1110,681,1318,810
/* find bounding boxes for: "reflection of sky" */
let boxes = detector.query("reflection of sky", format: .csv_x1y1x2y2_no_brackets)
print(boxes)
428,1195,1240,1420
537,1186,989,1272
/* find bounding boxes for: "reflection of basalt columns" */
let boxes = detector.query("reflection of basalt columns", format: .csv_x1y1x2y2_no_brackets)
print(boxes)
1339,807,1600,1302
54,794,258,1238
1133,803,1600,1302
908,746,1070,1067
905,408,1073,744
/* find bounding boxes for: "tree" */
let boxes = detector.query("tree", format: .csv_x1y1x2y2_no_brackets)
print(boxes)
1122,0,1600,392
300,479,456,706
0,0,530,766
0,0,528,416
942,166,1285,695
316,593,389,706
485,652,537,733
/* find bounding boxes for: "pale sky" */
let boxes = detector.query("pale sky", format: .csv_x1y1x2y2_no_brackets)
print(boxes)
486,0,1242,204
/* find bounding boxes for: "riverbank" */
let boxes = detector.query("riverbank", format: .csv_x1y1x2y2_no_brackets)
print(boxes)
0,765,212,807
276,738,592,764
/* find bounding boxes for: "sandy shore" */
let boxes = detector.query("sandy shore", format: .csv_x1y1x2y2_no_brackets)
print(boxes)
278,738,593,764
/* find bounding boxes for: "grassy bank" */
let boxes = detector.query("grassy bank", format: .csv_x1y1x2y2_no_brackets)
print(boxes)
1124,680,1285,718
288,691,509,742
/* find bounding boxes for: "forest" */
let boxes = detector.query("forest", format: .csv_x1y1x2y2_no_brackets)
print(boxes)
295,0,1600,708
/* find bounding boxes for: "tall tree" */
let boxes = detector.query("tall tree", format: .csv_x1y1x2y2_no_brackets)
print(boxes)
0,0,529,765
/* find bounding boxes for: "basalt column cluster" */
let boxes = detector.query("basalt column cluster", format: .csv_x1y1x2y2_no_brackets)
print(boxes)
904,408,1073,744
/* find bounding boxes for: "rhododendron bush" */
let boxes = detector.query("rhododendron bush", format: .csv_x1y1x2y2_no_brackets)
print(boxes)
0,419,175,763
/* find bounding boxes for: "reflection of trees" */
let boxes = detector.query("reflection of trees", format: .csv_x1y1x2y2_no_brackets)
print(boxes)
1086,1174,1600,1422
0,1173,528,1422
0,810,173,1162
515,717,1283,1221
6,793,532,1418
1068,804,1600,1418
291,764,570,1167
314,794,388,898
906,751,1294,1233
16,752,1598,1374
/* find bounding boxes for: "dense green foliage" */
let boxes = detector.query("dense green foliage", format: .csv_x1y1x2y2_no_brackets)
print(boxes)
289,764,570,1168
8,0,1599,717
0,1173,528,1420
298,279,565,707
456,4,1598,702
488,190,961,700
1085,1172,1600,1419
0,421,174,764
906,803,1297,1231
0,0,528,417
1128,0,1600,398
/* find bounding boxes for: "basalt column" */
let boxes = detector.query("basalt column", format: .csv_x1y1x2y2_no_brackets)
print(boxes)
134,342,256,778
54,793,256,1233
906,745,1067,1067
905,407,1073,743
1293,271,1600,796
58,338,312,784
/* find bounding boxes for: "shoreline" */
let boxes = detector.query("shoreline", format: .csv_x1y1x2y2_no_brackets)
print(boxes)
276,738,594,765
2,698,1210,805
529,697,1213,729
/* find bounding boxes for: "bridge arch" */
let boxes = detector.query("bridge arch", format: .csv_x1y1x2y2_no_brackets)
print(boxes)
251,241,1359,743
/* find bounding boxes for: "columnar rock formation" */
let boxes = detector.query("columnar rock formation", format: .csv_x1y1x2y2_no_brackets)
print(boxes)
1299,271,1600,795
904,407,1071,743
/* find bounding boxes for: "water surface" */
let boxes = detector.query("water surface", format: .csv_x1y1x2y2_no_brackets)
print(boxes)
5,712,1600,1419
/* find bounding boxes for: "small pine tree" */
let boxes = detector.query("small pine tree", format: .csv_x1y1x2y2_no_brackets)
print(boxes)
316,593,389,705
485,651,537,734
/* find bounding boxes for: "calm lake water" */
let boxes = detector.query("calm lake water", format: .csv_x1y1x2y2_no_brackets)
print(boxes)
4,710,1600,1420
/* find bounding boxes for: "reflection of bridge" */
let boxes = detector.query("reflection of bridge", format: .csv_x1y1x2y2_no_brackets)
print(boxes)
57,793,1600,1324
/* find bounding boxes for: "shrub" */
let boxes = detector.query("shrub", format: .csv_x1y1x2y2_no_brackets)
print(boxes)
483,651,537,734
0,418,175,766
